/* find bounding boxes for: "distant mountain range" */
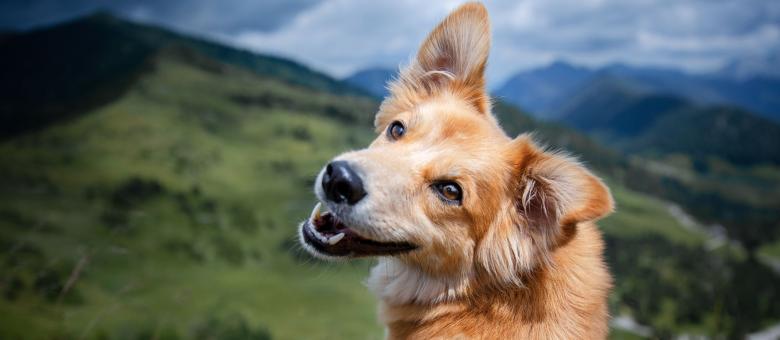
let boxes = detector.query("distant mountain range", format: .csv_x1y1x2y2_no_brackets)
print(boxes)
494,60,780,123
0,12,366,138
553,74,780,166
720,51,780,80
344,67,396,98
493,61,593,119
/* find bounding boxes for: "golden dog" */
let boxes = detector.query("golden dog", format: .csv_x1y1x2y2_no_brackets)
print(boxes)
299,3,614,339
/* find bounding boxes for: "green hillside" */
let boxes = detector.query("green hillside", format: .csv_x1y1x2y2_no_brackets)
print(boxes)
0,12,365,138
0,49,383,339
627,105,780,166
1,15,779,339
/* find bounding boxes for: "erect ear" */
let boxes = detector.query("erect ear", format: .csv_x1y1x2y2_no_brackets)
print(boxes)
476,135,614,284
391,2,491,113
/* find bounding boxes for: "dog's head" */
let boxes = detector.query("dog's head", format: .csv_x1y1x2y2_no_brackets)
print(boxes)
299,3,613,289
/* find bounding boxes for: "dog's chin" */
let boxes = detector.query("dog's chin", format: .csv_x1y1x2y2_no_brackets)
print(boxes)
299,203,417,259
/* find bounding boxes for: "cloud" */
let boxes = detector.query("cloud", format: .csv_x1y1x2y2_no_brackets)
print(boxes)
230,0,780,85
118,0,322,34
230,0,462,76
2,0,778,84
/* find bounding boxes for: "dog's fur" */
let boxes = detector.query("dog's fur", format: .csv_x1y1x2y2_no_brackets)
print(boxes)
303,3,614,339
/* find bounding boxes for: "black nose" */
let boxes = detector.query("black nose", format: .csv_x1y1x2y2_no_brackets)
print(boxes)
322,161,367,205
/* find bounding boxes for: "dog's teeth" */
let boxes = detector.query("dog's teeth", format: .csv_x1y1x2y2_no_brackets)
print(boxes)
328,233,345,245
313,229,327,243
310,202,322,221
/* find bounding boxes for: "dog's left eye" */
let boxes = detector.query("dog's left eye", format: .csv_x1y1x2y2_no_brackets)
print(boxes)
432,181,463,205
387,121,406,140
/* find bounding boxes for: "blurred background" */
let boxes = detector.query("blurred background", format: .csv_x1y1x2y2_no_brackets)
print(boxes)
1,0,779,339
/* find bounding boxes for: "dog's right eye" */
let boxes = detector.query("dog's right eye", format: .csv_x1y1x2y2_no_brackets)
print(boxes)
387,121,406,140
432,181,463,205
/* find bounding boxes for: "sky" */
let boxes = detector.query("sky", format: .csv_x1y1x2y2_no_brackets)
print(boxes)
2,0,779,86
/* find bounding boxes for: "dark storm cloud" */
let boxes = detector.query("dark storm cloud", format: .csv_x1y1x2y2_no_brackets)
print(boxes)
0,0,320,33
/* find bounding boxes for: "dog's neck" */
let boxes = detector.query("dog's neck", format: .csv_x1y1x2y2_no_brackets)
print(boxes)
366,223,611,338
366,257,472,305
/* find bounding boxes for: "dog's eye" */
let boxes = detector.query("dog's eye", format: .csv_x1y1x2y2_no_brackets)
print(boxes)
387,121,405,140
432,181,462,205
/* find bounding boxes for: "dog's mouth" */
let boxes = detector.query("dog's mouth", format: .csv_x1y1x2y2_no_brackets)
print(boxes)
300,203,416,258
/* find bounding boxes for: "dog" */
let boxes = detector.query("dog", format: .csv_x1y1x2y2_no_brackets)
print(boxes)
298,2,614,339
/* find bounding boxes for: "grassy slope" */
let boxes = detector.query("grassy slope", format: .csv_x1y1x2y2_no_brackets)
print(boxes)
0,51,381,339
602,183,704,247
0,48,769,339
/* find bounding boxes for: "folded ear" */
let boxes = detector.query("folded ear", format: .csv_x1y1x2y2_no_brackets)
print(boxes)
389,2,491,113
476,135,613,285
512,136,614,234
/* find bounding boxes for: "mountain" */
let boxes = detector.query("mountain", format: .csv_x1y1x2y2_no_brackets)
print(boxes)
556,75,780,166
493,61,591,119
496,61,780,122
0,11,366,139
625,105,780,166
343,67,395,98
720,51,780,80
601,63,780,122
0,31,16,42
1,13,779,340
557,75,674,135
